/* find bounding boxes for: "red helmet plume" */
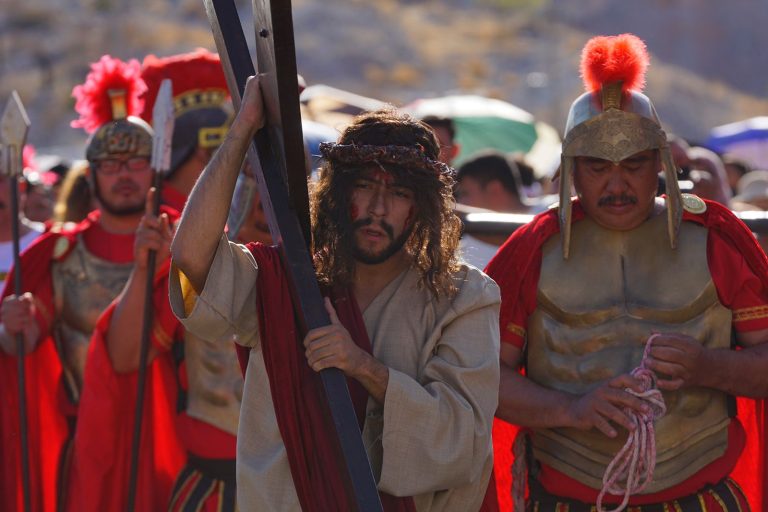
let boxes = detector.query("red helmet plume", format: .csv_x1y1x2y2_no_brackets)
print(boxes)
580,33,650,94
71,55,147,134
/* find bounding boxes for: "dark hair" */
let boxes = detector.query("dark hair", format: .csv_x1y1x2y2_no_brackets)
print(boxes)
311,108,462,298
421,115,456,143
457,150,523,201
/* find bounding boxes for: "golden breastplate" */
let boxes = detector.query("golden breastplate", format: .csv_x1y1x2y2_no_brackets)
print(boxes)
527,213,731,493
184,331,243,435
51,237,133,404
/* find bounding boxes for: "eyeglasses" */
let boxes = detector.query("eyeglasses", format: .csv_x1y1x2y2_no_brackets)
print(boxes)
95,157,151,175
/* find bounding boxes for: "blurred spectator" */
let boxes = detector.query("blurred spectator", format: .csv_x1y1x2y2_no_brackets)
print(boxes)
421,115,461,165
513,154,537,195
688,146,732,206
731,170,768,255
722,155,752,196
19,145,61,223
23,170,59,223
0,146,46,279
668,134,693,178
0,174,45,281
732,170,768,211
53,160,94,224
454,150,534,269
455,150,531,213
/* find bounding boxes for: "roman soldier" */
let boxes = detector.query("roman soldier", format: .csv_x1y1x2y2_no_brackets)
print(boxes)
66,50,241,512
140,48,232,211
0,55,177,511
487,34,767,511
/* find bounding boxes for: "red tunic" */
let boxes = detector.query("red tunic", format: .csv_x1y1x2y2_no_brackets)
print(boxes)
64,261,186,512
484,200,768,510
66,227,237,511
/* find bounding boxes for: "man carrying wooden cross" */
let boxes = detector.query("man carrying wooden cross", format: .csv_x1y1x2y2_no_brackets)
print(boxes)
170,76,500,511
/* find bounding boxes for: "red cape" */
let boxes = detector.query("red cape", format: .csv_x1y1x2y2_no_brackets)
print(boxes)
64,277,185,512
484,200,768,512
0,223,84,512
0,209,183,512
64,205,184,511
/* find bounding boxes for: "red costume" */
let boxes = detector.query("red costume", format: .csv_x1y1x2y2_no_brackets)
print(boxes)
0,211,142,511
64,256,186,511
68,51,236,511
1,54,177,511
485,200,768,511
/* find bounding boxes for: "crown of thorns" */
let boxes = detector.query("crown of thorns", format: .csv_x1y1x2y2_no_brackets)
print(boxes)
319,142,453,177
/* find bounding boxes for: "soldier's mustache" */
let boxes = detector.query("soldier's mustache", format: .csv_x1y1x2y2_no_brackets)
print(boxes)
351,217,395,239
598,194,637,207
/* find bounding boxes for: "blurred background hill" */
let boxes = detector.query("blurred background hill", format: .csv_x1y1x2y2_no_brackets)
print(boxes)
0,0,766,158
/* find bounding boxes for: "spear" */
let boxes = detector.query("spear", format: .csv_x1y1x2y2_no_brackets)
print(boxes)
1,91,32,512
126,79,174,512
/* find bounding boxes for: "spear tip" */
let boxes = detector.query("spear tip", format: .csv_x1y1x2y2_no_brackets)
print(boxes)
1,91,31,178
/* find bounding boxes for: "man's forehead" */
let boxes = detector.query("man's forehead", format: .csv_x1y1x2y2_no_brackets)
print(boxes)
356,166,411,187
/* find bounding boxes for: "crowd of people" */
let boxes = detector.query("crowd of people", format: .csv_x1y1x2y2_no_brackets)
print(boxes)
1,32,767,512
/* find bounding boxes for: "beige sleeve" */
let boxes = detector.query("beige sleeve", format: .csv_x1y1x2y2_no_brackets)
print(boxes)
169,234,260,347
378,272,501,496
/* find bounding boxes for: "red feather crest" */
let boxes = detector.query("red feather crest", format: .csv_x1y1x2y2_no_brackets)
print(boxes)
139,48,228,123
71,55,147,133
22,144,37,172
580,33,650,93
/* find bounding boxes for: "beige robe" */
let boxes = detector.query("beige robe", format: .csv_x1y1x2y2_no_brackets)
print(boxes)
169,236,500,511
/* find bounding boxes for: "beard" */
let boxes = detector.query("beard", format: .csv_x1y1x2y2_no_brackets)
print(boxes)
349,217,412,265
93,177,145,216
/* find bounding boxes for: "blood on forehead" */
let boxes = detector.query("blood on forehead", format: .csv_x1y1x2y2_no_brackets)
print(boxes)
370,168,394,185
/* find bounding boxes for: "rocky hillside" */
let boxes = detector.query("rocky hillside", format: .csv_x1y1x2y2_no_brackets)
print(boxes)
1,0,766,157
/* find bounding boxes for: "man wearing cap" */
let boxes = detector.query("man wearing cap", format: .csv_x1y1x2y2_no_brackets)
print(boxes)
169,76,500,511
0,56,176,511
486,34,768,511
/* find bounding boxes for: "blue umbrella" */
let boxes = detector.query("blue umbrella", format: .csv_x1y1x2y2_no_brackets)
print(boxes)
707,117,768,170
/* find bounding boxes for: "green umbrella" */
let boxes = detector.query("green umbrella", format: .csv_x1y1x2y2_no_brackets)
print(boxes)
404,94,560,177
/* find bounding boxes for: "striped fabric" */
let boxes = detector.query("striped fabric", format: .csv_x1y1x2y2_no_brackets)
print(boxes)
167,464,237,512
529,478,750,512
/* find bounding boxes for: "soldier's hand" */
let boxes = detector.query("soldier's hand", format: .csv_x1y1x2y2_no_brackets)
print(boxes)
1,293,41,354
239,75,266,133
566,374,650,438
303,297,369,377
134,187,173,271
646,332,708,391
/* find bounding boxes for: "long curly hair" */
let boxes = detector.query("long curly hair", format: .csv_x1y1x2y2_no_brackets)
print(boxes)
311,109,462,298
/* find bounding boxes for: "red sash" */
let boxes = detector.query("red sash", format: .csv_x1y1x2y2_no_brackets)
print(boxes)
240,242,416,512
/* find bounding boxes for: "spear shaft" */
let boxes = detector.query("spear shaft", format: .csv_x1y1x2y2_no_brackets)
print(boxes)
2,91,32,512
126,79,174,512
8,146,31,512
